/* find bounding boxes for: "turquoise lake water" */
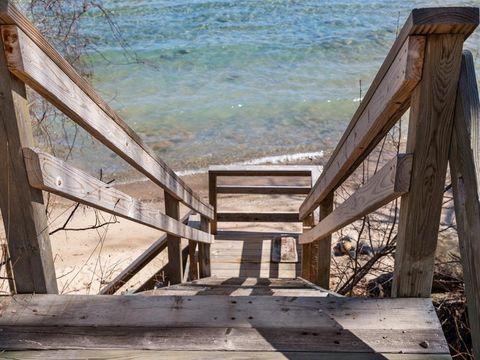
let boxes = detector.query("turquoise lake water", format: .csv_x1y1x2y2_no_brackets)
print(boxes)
78,0,480,178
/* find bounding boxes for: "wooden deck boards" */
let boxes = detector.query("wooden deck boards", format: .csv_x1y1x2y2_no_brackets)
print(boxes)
0,294,448,355
0,350,454,359
210,230,302,278
140,277,328,296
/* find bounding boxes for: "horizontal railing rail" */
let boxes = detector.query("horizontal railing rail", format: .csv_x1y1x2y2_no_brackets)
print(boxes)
23,149,213,244
299,154,412,244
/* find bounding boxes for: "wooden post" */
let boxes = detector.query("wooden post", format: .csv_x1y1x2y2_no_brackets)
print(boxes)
392,34,464,297
307,167,333,288
198,215,211,278
301,213,314,281
164,193,183,285
314,192,334,288
449,51,480,359
188,241,198,281
208,171,217,235
0,35,57,294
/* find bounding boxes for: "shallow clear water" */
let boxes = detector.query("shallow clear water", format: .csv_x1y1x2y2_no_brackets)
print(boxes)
77,0,480,177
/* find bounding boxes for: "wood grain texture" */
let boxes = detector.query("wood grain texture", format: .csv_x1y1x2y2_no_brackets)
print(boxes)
99,212,193,295
299,36,425,220
217,185,311,195
23,149,212,244
164,193,183,285
0,35,57,294
139,277,326,297
300,154,413,245
198,215,211,277
0,295,448,353
0,350,454,360
217,212,300,223
314,192,334,289
0,25,213,220
392,34,464,298
449,51,480,360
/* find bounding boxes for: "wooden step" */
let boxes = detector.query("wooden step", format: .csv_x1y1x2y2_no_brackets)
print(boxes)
139,277,328,297
0,293,449,356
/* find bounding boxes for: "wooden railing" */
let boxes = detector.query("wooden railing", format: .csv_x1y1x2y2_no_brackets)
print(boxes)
0,1,214,294
208,165,321,234
299,7,479,356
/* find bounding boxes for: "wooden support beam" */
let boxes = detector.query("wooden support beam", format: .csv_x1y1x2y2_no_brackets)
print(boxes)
301,213,314,281
314,192,334,289
300,36,425,220
0,36,57,294
216,185,311,195
449,51,480,359
198,216,211,278
305,166,332,287
300,155,413,245
164,193,182,285
392,34,464,298
187,214,200,281
0,25,213,220
208,171,217,234
217,213,300,223
23,149,212,244
99,212,193,295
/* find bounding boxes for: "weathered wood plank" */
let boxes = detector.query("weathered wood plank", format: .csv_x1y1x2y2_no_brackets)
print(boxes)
299,36,425,219
0,350,453,360
0,295,448,353
314,192,334,289
392,34,464,298
198,215,211,278
449,51,480,360
217,185,311,195
217,213,300,222
0,25,213,220
164,193,182,285
23,149,212,244
300,7,479,220
0,36,57,294
99,212,193,295
209,171,217,234
209,165,316,177
0,295,444,329
300,154,413,245
0,327,448,354
140,287,325,297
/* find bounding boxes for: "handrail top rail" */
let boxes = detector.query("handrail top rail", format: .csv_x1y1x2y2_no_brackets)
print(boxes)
209,164,320,176
300,6,479,220
0,1,214,220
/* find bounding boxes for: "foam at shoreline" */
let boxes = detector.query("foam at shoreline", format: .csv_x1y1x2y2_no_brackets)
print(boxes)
116,151,324,185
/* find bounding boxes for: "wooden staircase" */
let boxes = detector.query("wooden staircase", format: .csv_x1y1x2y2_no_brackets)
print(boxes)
0,4,479,359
